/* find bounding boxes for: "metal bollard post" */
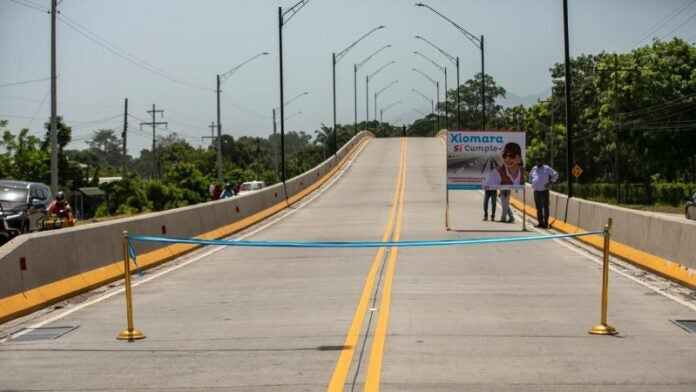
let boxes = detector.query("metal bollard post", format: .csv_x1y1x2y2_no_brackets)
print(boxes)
117,231,146,341
589,218,618,335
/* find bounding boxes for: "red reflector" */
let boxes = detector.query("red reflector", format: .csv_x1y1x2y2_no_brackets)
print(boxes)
161,225,167,235
20,257,27,271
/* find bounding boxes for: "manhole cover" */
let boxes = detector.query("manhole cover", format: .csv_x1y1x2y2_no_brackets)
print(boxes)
11,326,78,341
672,320,696,333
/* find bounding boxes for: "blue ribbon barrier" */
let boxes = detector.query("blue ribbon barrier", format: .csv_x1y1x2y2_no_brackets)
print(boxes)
127,241,145,277
126,230,605,250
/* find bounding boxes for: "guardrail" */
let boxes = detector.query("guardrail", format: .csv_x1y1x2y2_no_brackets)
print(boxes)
509,184,696,288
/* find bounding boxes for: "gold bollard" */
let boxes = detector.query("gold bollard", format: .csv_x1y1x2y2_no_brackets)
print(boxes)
589,218,618,335
117,231,146,341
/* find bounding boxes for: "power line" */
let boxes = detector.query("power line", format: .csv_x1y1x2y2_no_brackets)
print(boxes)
9,0,48,13
659,11,696,40
624,0,696,50
0,77,51,88
57,12,211,92
220,93,271,120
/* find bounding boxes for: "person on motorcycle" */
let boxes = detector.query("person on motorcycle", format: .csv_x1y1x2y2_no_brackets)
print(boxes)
47,191,74,222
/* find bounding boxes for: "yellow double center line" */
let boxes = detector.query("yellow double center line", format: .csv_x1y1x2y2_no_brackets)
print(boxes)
327,138,408,392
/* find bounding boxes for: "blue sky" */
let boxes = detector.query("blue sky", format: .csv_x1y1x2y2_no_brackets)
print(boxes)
1,0,695,154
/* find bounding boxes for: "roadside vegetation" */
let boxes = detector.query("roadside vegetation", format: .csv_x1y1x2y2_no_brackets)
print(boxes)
1,38,694,218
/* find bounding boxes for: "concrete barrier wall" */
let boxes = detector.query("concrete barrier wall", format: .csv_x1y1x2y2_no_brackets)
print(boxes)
0,132,372,322
511,184,696,287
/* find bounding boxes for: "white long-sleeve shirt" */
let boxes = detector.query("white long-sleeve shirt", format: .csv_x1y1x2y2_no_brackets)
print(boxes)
530,164,559,191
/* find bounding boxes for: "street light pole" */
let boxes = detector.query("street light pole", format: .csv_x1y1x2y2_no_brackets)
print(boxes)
366,60,396,129
50,0,58,194
216,51,269,184
333,25,385,156
354,45,391,135
374,80,398,125
279,0,310,185
272,91,308,183
416,3,485,129
415,35,460,129
412,89,435,136
413,68,440,132
414,51,447,129
380,101,402,122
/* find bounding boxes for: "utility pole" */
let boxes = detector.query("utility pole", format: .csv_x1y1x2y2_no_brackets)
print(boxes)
202,122,216,144
121,98,128,176
50,0,58,194
140,104,167,179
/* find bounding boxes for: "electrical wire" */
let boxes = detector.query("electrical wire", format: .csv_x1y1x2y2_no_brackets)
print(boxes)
220,93,271,120
624,0,696,50
659,11,696,40
57,12,211,92
26,89,50,130
0,77,51,88
9,0,48,13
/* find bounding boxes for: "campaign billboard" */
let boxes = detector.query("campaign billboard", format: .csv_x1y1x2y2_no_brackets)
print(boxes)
446,130,526,190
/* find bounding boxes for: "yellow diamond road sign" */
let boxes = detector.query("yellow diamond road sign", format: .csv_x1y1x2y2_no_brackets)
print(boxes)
572,164,583,178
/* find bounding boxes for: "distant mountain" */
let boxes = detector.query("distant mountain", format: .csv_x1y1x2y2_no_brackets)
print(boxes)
498,88,552,108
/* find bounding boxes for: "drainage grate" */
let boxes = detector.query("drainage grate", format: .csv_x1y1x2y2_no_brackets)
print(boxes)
672,320,696,333
11,326,78,341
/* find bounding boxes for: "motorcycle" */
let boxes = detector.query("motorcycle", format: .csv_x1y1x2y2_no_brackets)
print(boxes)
37,208,76,231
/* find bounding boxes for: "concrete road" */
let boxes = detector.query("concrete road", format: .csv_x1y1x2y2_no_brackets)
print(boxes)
1,138,695,391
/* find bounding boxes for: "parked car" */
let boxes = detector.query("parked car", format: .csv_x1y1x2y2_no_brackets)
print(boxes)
686,191,696,221
237,180,265,195
0,180,52,233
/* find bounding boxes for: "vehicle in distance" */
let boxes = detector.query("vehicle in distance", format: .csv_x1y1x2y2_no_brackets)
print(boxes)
686,191,696,220
238,181,265,195
0,180,53,233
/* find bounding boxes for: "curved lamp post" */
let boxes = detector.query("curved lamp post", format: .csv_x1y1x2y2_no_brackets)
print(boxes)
217,51,269,183
414,51,447,129
412,107,429,117
374,80,398,124
279,0,310,184
380,100,402,122
412,89,436,136
366,60,396,126
272,92,307,182
415,2,485,129
415,35,460,129
333,25,385,156
412,68,440,132
354,44,391,135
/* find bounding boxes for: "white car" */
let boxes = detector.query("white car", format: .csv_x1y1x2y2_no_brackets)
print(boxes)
238,181,265,195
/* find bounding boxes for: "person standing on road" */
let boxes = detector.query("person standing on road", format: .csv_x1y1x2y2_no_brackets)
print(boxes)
482,189,497,221
499,189,515,223
485,142,524,222
530,156,558,228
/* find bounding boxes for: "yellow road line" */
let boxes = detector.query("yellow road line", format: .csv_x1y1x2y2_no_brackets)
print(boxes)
327,138,408,392
364,139,408,391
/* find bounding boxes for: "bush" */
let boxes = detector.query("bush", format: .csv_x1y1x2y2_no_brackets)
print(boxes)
554,182,694,205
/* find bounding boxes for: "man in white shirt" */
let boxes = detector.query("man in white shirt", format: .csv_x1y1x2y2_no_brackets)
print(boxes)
529,156,559,228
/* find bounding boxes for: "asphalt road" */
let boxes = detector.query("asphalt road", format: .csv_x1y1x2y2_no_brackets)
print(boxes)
1,137,695,392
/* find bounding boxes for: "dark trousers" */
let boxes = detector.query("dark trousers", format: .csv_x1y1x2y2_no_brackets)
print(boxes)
534,189,550,226
483,190,497,218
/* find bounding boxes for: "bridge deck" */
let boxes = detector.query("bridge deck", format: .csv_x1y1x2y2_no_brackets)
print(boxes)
1,138,695,391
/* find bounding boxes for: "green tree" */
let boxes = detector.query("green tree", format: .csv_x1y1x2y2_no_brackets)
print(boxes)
162,162,210,205
87,129,122,169
446,73,506,129
1,125,48,181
